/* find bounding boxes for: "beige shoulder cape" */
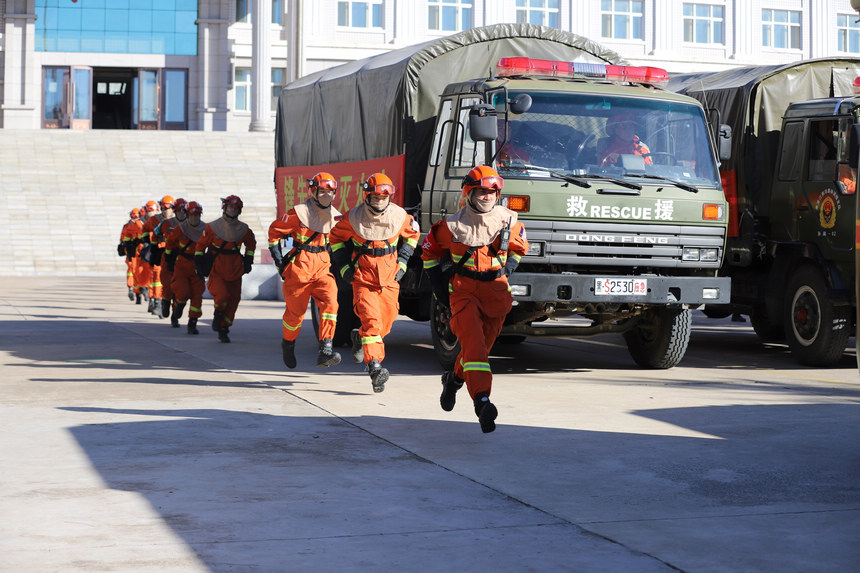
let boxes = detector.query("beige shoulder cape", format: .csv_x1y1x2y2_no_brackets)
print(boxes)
446,205,518,247
348,202,407,241
179,219,206,242
208,215,249,243
294,198,342,234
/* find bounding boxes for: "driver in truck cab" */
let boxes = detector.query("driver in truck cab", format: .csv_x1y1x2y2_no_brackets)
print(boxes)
599,112,652,166
421,165,529,434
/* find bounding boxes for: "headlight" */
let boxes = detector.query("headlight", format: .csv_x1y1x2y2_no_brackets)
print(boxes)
526,241,544,257
700,248,719,262
682,247,700,261
510,284,530,296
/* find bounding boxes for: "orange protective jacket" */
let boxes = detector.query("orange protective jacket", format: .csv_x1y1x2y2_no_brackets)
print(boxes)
195,225,256,282
268,209,332,282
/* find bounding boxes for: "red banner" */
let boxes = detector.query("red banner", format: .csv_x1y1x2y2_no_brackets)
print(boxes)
274,155,407,218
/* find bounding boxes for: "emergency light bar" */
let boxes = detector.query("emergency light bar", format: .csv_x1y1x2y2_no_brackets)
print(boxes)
853,76,860,95
496,57,670,88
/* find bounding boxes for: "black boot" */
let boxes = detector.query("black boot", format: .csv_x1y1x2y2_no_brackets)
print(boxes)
281,339,297,368
187,317,199,335
316,339,342,368
135,292,142,304
367,360,389,393
212,310,225,332
473,393,498,434
148,297,157,314
128,287,134,301
171,303,185,328
141,287,149,301
350,328,364,363
162,299,171,318
218,326,231,343
440,371,464,412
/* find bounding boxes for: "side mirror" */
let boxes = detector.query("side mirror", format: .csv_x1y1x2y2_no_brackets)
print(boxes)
509,93,532,115
718,124,732,162
850,124,860,169
469,104,498,142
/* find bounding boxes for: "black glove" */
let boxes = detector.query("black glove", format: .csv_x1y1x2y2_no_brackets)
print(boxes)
195,254,208,279
243,254,254,274
164,253,176,273
425,266,449,307
338,264,354,286
395,268,405,282
268,245,284,268
117,243,126,257
504,256,520,277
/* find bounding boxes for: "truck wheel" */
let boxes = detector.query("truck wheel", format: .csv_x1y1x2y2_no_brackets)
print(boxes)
430,295,459,371
623,307,692,369
750,307,784,342
784,265,850,366
310,288,359,348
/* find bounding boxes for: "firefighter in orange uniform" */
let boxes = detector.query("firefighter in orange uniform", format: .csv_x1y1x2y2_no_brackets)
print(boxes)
154,197,186,324
599,112,652,166
268,172,342,369
329,173,420,392
164,201,206,334
119,208,142,301
140,196,176,318
195,195,256,343
421,166,529,433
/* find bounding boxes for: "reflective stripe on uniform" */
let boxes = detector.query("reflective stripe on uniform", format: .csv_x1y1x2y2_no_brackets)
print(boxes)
283,319,301,332
463,361,491,372
321,313,338,322
361,334,383,345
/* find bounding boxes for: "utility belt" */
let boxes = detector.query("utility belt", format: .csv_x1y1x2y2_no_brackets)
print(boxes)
212,245,241,255
454,267,503,282
355,244,397,257
294,243,326,254
179,251,195,261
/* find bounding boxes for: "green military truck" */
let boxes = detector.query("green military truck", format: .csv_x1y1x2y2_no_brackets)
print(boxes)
670,58,860,366
275,24,730,369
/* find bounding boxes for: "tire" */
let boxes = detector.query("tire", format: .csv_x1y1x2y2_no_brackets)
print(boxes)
784,265,850,366
623,307,692,369
430,294,459,371
750,307,784,342
311,287,359,348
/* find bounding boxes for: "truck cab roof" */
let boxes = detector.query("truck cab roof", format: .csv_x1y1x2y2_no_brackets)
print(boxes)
784,97,860,119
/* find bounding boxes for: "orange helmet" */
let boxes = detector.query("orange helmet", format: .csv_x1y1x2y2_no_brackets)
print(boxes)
160,195,176,209
130,208,141,219
361,173,395,199
145,200,159,212
308,172,338,191
185,201,202,215
221,195,243,211
462,165,504,197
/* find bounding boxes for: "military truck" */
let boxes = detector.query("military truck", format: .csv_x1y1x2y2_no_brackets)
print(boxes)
670,58,860,366
275,23,730,369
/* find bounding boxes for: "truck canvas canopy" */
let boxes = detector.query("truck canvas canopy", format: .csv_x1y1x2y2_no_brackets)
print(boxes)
668,58,860,217
275,23,626,206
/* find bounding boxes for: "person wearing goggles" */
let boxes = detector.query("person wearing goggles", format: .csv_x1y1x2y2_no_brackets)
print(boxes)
268,172,343,370
164,201,207,334
421,165,530,434
140,195,177,319
329,172,420,393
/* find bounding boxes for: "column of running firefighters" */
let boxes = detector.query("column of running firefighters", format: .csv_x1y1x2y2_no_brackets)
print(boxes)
117,167,527,434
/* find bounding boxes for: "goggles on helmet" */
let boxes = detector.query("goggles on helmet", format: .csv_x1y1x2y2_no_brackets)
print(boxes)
471,176,504,191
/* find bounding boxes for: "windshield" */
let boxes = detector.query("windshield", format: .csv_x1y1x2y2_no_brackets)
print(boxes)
491,91,721,188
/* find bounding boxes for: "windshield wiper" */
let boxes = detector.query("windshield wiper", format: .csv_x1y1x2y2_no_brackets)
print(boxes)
577,173,643,191
625,173,699,193
517,163,591,188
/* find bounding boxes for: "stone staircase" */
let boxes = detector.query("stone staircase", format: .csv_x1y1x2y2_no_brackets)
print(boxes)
0,129,283,296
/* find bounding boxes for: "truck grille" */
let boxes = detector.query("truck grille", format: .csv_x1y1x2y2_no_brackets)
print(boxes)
523,220,725,269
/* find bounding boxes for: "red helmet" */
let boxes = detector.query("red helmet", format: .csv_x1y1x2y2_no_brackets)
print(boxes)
308,172,338,191
145,200,159,212
160,195,176,209
462,165,504,197
361,173,395,199
130,208,141,219
221,195,243,211
185,201,202,215
174,198,187,211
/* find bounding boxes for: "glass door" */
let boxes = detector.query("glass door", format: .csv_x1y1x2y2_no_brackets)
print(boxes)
137,69,160,130
162,69,188,130
43,67,69,129
70,66,92,130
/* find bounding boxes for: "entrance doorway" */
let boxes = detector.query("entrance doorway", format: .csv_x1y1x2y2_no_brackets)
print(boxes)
42,66,188,130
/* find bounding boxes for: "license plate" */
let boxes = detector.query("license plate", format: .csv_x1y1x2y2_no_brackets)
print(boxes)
594,278,647,296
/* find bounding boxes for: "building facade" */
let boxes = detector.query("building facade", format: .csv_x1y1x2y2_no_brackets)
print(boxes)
3,0,860,132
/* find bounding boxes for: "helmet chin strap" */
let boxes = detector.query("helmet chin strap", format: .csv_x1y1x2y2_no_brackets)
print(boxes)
366,196,389,213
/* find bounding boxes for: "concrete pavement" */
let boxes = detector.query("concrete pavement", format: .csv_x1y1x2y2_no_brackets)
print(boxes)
1,276,858,572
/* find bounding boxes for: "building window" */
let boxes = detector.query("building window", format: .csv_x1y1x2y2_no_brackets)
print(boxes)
601,0,644,40
837,14,860,53
271,69,284,111
428,0,473,32
762,9,800,49
236,0,284,24
683,3,724,44
337,1,384,28
515,0,559,29
235,68,251,111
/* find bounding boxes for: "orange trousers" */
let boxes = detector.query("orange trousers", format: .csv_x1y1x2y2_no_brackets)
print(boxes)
171,259,205,319
208,273,242,327
449,286,511,399
132,256,151,293
281,274,338,342
125,259,134,288
353,282,400,364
